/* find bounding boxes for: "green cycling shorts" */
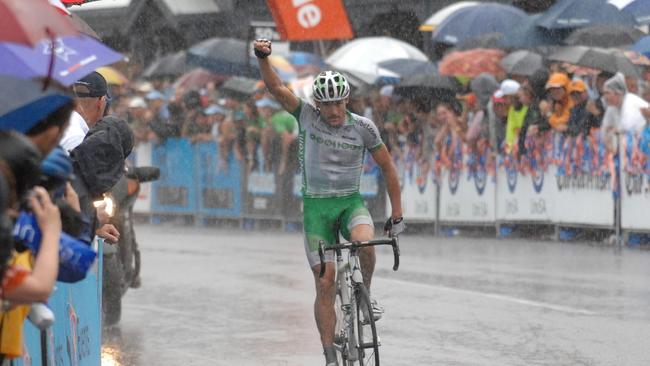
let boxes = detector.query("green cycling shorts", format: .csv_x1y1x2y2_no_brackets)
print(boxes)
303,193,373,267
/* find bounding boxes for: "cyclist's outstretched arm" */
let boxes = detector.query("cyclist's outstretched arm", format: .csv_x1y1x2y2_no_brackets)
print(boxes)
253,39,300,113
372,144,402,220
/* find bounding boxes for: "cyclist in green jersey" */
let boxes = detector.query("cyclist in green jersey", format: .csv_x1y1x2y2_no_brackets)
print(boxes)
254,39,405,366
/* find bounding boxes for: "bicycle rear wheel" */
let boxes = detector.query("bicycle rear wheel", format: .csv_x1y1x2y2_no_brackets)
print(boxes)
354,284,379,365
334,289,348,365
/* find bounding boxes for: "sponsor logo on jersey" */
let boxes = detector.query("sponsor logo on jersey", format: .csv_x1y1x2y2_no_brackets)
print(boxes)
309,133,363,150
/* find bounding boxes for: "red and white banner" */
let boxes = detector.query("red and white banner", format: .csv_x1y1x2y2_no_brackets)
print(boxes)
267,0,353,41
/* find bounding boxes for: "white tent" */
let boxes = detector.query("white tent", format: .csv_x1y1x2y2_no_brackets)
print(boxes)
325,37,429,84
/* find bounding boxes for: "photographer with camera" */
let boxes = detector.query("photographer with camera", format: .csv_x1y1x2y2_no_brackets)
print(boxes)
0,132,61,361
70,115,134,244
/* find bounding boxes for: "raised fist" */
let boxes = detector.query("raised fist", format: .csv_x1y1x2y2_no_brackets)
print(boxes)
253,38,272,59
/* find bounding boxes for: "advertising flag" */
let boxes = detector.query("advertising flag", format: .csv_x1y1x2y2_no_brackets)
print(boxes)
267,0,354,41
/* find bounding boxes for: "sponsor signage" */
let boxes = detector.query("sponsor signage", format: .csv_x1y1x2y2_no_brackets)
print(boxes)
267,0,353,40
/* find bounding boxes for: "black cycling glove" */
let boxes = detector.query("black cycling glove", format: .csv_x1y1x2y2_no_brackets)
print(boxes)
384,217,405,236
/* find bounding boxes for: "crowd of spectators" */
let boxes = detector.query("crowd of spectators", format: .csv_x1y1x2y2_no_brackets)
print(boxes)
106,59,650,183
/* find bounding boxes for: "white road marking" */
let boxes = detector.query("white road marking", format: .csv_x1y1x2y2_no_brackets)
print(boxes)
382,277,598,316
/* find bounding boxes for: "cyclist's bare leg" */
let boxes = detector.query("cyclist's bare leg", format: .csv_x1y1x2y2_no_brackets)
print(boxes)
311,262,336,347
350,224,375,289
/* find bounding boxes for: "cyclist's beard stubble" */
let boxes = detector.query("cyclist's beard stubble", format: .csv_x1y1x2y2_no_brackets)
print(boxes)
318,105,346,128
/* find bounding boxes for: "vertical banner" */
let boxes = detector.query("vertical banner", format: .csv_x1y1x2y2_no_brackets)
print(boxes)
437,137,496,224
267,0,354,41
18,244,103,366
390,145,437,223
551,134,614,227
151,139,197,214
496,140,555,223
620,132,650,231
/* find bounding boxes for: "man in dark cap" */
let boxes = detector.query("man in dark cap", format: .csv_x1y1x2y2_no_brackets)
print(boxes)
60,71,109,152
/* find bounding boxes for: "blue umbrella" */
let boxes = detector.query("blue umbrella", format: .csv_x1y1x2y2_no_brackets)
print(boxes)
632,35,650,58
0,75,73,133
619,0,650,25
0,35,123,86
536,0,637,30
432,3,527,45
499,14,567,49
186,37,260,78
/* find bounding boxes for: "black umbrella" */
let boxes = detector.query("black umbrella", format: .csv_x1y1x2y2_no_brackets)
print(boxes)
186,37,260,78
221,76,260,99
0,75,73,133
143,51,192,79
548,46,641,77
500,50,544,76
395,74,462,107
564,25,644,48
377,59,437,79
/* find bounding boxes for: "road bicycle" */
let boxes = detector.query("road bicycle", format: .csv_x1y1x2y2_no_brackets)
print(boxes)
318,234,400,366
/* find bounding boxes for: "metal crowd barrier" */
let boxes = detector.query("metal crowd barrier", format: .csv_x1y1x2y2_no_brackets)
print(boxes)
131,134,649,239
15,241,103,366
139,138,385,228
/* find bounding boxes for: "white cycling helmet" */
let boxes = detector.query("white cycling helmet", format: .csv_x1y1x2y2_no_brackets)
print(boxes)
312,71,350,102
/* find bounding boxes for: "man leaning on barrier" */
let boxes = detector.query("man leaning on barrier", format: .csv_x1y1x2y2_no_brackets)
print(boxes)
253,39,405,366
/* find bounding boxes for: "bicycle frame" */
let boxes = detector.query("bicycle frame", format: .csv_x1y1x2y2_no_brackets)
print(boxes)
318,236,400,365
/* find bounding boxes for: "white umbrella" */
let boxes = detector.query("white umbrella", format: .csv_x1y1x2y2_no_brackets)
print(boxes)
419,1,479,32
325,37,428,84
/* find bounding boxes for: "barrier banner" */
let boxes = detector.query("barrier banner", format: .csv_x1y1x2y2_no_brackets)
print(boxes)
245,169,282,218
496,134,555,223
551,133,614,227
18,242,103,366
195,142,243,218
391,144,437,223
437,135,496,224
132,142,153,214
151,139,197,214
620,130,650,231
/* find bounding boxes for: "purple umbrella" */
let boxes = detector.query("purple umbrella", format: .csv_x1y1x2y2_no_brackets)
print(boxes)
0,35,123,86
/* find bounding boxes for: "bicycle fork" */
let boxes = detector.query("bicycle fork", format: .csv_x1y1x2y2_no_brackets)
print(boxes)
337,251,365,362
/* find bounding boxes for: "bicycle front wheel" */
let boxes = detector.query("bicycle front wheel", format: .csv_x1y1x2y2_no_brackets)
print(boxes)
354,284,379,366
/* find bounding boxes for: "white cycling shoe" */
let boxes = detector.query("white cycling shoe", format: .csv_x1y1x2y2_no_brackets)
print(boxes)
370,297,384,322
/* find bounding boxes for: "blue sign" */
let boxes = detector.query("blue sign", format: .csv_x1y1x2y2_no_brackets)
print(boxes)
17,244,103,366
195,141,242,217
151,139,197,213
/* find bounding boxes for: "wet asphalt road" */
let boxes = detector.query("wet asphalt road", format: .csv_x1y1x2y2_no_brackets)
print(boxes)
101,225,650,366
